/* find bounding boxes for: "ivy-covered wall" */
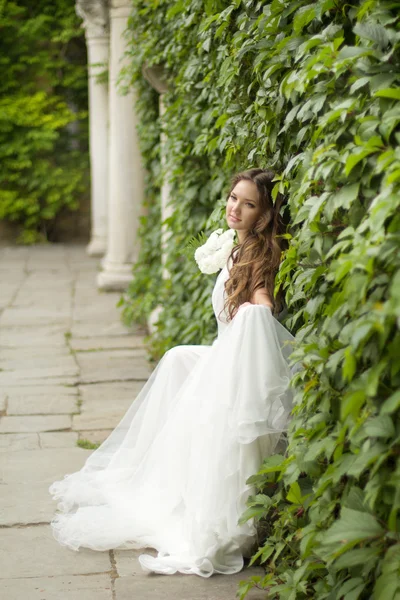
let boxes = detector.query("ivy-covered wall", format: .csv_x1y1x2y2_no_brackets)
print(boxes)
0,0,89,243
122,0,400,597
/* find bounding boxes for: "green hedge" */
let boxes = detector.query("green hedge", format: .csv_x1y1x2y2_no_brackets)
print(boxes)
0,0,89,243
122,0,400,597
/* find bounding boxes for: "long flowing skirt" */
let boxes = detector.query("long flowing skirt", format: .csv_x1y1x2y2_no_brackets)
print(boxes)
49,305,296,577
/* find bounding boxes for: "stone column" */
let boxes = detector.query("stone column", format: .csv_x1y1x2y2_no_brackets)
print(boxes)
141,65,170,333
76,0,110,257
141,64,171,278
97,0,145,290
159,96,173,280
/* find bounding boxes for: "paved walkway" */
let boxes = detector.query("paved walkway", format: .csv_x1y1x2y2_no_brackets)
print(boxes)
0,244,263,600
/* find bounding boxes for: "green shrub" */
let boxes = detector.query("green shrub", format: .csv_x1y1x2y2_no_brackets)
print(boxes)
122,0,400,597
0,0,89,243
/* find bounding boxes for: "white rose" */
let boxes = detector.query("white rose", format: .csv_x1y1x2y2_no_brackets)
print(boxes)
194,229,235,274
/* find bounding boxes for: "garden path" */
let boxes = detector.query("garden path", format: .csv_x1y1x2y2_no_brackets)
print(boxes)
0,244,264,600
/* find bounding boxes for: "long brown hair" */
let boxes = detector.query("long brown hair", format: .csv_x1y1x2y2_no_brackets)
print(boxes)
224,168,289,321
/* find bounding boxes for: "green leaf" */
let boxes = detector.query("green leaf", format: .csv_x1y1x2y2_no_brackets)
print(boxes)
327,183,359,214
347,443,386,477
381,390,400,415
322,507,384,546
353,22,390,48
364,415,395,439
258,454,286,474
293,5,316,33
345,148,379,176
374,88,400,101
374,545,400,600
182,231,207,259
350,76,370,94
341,389,366,420
343,347,357,382
238,505,267,525
286,481,306,504
337,578,365,600
332,547,381,571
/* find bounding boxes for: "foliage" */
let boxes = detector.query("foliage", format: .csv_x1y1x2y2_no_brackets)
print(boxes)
0,0,89,243
122,0,400,597
77,438,100,450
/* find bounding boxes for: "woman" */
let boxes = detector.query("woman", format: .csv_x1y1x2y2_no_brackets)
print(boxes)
49,168,298,578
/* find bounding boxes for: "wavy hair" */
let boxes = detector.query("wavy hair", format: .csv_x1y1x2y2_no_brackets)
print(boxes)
224,168,289,321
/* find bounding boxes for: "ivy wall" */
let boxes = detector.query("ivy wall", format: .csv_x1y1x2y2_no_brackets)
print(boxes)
0,0,89,243
122,0,400,598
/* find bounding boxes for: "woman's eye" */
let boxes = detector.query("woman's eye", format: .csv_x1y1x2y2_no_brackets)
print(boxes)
247,203,255,208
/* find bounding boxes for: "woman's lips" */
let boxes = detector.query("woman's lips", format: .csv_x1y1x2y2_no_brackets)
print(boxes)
229,214,241,222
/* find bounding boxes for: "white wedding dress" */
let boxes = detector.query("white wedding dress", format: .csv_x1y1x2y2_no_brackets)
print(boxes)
49,264,298,577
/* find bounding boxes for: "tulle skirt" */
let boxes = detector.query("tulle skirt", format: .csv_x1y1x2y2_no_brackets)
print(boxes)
49,305,296,577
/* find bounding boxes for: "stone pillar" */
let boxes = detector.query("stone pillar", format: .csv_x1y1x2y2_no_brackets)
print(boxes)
97,0,145,290
159,96,173,280
141,64,171,278
76,0,110,257
141,64,170,333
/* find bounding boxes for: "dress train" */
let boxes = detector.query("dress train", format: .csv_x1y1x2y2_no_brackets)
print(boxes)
49,265,298,577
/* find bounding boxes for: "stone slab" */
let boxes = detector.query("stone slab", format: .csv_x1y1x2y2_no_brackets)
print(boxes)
0,526,111,578
72,381,144,430
1,362,78,377
78,430,113,444
7,395,77,416
0,308,70,327
0,347,71,360
0,326,68,348
114,548,156,577
76,350,151,384
11,298,71,312
71,321,137,339
73,414,123,431
0,364,78,379
0,448,91,483
0,271,25,282
71,335,145,351
2,385,78,397
79,380,143,405
40,431,78,448
72,381,144,428
0,374,77,388
0,415,71,433
0,356,76,370
0,245,29,256
0,392,6,414
0,481,56,526
25,273,73,284
73,298,123,320
114,568,266,600
0,285,20,309
0,574,112,600
0,432,40,452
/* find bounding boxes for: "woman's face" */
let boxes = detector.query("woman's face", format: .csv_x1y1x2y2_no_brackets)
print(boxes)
226,179,263,234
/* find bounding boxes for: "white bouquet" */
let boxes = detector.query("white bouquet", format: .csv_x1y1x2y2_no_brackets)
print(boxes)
194,229,235,274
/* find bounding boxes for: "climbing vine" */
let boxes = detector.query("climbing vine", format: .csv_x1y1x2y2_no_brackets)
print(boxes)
122,0,400,597
0,0,89,243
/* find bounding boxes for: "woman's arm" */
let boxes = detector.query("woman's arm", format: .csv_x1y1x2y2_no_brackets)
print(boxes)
250,287,273,309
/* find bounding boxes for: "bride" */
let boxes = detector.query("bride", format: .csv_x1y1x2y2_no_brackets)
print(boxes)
49,167,299,578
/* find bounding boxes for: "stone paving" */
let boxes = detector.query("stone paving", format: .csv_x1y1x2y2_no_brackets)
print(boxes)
0,244,265,600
